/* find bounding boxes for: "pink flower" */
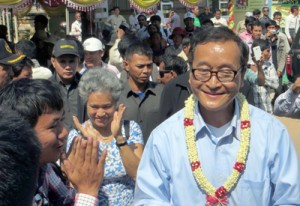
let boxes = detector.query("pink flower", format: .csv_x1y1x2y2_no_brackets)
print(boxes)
241,120,250,129
191,161,200,171
215,186,227,199
184,118,193,126
234,162,245,173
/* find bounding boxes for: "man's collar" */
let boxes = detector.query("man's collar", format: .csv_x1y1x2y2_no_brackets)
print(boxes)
194,97,240,140
123,80,156,97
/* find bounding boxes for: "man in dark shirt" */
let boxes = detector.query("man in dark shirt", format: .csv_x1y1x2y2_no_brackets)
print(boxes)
119,43,163,143
50,39,86,131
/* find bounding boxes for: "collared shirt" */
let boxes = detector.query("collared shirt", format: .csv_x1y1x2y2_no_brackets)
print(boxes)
239,30,253,44
105,14,127,31
34,164,99,206
134,98,300,205
211,17,228,27
81,61,121,78
136,26,149,41
274,87,300,118
70,20,82,42
285,14,299,39
50,72,86,131
262,32,290,72
118,81,163,143
129,14,139,32
252,61,279,113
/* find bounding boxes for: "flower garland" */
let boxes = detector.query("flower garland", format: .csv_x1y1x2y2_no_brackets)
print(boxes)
184,93,251,206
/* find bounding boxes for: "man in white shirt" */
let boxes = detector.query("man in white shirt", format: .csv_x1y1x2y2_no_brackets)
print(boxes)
105,6,127,32
129,9,139,32
211,9,228,27
70,12,82,42
285,5,299,44
81,37,120,78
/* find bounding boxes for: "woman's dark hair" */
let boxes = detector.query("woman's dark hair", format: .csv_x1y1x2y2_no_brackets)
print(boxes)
12,57,34,77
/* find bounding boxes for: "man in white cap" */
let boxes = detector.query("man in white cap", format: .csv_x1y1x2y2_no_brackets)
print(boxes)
235,11,252,34
82,37,120,77
184,12,197,36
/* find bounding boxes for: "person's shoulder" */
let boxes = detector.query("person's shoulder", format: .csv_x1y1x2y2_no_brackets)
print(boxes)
148,81,164,92
249,105,285,128
151,108,185,135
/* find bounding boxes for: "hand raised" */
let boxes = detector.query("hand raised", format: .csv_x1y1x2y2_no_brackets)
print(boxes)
61,136,106,197
111,104,126,137
73,116,101,141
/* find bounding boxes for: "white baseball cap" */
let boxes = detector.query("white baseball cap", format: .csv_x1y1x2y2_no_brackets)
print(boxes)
184,12,195,19
83,37,105,51
245,12,252,17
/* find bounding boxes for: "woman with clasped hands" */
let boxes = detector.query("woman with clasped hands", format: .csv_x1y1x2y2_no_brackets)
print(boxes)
66,68,144,206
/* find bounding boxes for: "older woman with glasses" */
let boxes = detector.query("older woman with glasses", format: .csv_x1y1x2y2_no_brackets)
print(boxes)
67,68,144,206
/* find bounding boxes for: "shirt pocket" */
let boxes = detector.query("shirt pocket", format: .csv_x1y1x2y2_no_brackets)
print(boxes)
240,178,269,206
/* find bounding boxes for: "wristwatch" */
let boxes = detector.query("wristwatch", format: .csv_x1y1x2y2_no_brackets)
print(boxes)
116,139,128,148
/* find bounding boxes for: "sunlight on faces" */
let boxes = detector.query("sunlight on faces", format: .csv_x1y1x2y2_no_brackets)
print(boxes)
84,50,103,68
189,41,243,114
34,109,67,163
124,54,153,85
87,91,116,130
51,54,79,84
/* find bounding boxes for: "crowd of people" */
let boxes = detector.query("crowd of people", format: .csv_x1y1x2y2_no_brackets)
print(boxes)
0,4,300,206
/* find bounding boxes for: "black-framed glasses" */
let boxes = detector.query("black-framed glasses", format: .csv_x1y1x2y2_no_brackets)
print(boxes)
191,68,240,83
159,70,171,78
263,10,269,12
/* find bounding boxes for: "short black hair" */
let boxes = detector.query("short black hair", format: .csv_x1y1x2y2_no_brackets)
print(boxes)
163,55,188,75
15,40,37,59
250,20,262,30
265,20,277,28
0,108,41,206
253,9,261,16
118,34,140,58
34,15,48,28
291,5,299,13
252,38,270,52
201,19,214,27
12,57,34,78
0,78,63,127
125,42,153,61
150,15,161,23
273,11,282,18
245,16,255,26
189,26,249,73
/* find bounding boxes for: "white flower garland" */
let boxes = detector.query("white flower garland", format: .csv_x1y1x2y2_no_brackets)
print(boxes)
184,93,251,206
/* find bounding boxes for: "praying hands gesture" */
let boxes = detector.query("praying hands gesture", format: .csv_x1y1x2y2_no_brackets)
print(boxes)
61,136,106,197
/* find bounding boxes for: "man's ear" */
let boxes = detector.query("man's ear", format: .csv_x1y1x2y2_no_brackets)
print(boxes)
170,70,177,78
123,59,129,72
50,57,55,66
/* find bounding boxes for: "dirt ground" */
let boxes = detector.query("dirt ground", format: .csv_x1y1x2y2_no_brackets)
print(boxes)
275,116,300,160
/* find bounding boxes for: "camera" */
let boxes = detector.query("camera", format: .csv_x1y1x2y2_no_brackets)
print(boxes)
271,29,278,35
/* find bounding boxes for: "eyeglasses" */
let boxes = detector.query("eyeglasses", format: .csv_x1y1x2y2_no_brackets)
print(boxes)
263,10,269,12
191,68,240,82
159,70,171,78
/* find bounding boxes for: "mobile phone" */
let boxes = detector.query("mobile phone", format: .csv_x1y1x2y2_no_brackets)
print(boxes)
253,46,261,61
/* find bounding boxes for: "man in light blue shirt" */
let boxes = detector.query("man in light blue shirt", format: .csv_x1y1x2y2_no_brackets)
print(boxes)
134,26,300,205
